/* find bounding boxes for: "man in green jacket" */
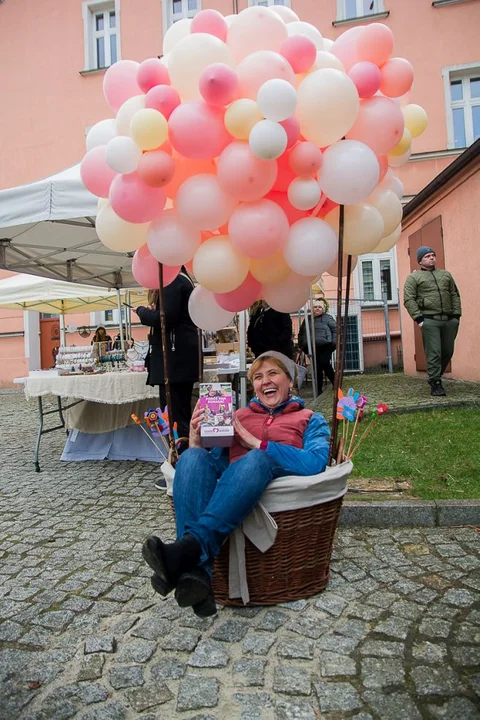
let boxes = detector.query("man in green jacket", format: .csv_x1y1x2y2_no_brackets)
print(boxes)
404,246,461,396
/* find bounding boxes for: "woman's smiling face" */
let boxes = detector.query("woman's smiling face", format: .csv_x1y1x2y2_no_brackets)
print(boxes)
252,359,292,409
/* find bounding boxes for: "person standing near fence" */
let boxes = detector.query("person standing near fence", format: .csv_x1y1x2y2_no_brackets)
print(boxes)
403,246,461,397
298,297,337,394
247,300,294,359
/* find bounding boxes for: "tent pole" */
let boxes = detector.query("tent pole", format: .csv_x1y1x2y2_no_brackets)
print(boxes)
158,262,177,464
239,311,247,408
303,300,317,399
308,289,318,398
328,204,345,465
59,300,66,346
116,289,125,350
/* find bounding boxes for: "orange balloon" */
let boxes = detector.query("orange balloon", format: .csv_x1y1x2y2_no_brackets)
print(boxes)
164,153,216,199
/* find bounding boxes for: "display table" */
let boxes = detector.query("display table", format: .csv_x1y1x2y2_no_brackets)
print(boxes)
19,372,166,471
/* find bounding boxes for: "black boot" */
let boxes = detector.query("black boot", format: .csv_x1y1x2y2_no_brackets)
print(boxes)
175,567,212,609
142,534,202,595
193,582,217,618
429,379,446,397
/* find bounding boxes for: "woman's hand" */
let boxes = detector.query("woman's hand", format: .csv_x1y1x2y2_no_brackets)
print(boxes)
234,416,261,450
189,400,204,449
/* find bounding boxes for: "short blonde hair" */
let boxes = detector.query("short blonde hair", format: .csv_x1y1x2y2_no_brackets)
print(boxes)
248,355,296,384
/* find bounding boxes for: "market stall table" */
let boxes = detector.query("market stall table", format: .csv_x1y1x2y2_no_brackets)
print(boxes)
19,371,166,471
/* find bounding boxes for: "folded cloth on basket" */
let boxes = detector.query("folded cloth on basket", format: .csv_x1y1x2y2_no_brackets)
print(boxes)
163,460,352,605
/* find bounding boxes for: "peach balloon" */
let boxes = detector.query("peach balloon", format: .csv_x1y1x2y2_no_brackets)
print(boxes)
188,286,235,331
193,236,250,293
377,155,389,181
250,252,291,285
96,203,149,252
312,51,345,72
191,9,228,42
168,100,231,159
130,108,168,151
137,150,175,187
132,244,180,289
379,58,414,98
356,23,394,67
388,147,411,168
265,191,308,225
168,33,235,101
236,50,295,100
148,210,201,266
103,60,141,112
227,6,287,63
330,26,363,72
270,5,299,23
284,217,338,277
286,21,324,51
216,142,277,202
115,95,146,137
368,189,403,236
389,128,412,157
165,154,215,199
109,172,166,224
326,204,384,255
176,174,238,231
272,149,297,192
296,69,359,147
402,104,428,138
214,273,261,312
224,99,263,140
289,142,323,176
279,117,301,148
263,272,311,313
327,253,358,278
163,18,192,55
346,96,405,156
228,199,289,259
371,223,402,253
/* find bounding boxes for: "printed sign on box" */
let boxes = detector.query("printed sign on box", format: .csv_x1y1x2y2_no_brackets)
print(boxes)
199,382,234,448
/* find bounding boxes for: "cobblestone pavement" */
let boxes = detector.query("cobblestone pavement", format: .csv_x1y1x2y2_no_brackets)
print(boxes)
0,394,479,720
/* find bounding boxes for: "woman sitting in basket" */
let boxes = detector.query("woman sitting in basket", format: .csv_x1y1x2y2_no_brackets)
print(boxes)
142,350,330,617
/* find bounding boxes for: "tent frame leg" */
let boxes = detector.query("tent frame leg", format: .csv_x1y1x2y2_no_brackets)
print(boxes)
33,396,83,472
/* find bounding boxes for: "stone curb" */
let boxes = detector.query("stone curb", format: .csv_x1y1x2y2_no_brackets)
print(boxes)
340,499,480,528
389,399,480,414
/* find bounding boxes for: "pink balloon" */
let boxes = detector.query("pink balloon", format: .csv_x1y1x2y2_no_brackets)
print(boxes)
214,273,261,312
145,85,181,120
289,142,323,177
279,117,301,149
137,150,175,187
132,244,180,289
330,26,363,72
346,96,405,156
272,149,297,192
280,35,317,74
169,101,232,159
237,50,295,100
80,146,117,198
109,172,166,223
377,155,389,181
137,58,170,93
191,9,228,42
380,58,414,98
103,60,141,112
217,141,277,202
228,199,289,259
199,63,239,107
315,196,338,219
356,23,394,67
348,62,381,99
265,191,309,225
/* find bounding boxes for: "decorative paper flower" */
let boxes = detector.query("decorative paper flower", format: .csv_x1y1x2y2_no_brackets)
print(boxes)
376,403,389,415
336,388,357,422
356,394,368,409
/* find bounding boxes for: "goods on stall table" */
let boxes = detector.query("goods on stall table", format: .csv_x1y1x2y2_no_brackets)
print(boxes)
55,345,96,374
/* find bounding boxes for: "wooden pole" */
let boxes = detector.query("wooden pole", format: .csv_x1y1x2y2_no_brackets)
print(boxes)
328,205,345,465
157,261,178,465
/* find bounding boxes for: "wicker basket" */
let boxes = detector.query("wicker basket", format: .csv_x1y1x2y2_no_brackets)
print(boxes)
212,495,344,606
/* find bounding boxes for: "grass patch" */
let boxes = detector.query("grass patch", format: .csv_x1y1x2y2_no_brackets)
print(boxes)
350,407,480,500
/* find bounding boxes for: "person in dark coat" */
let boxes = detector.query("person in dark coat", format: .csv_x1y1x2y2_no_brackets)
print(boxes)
247,301,293,359
135,269,199,443
298,297,337,393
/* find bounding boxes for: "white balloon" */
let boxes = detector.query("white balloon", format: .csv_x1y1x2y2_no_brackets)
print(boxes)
287,178,321,211
224,14,236,27
188,285,235,331
86,119,116,152
368,189,403,237
318,140,379,205
249,120,287,160
313,51,344,72
323,38,334,51
284,217,338,276
388,148,411,168
270,5,299,23
287,21,324,51
115,95,145,136
371,224,402,253
379,169,404,199
257,79,297,122
159,53,170,68
147,211,201,266
163,18,192,55
263,272,312,313
105,136,142,174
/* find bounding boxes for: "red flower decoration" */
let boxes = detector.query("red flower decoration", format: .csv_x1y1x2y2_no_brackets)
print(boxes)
376,403,389,415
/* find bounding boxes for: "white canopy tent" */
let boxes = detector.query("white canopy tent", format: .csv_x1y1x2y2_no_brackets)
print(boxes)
0,164,136,288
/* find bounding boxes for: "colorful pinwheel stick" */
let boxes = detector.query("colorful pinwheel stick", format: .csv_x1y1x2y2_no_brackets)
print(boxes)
348,404,389,459
131,414,168,456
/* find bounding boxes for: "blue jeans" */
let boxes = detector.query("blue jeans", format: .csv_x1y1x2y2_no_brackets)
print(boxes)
173,448,284,572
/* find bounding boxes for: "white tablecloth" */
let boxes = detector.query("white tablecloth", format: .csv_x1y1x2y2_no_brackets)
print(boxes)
23,372,158,404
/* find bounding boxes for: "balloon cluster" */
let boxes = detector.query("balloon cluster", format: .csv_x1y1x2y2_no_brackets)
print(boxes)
80,5,428,331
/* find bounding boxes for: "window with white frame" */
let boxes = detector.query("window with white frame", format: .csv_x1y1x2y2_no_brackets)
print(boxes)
446,69,480,149
82,1,120,71
249,0,292,7
167,0,201,26
359,251,395,303
337,0,384,21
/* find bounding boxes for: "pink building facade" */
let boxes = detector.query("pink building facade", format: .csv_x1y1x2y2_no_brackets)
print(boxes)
0,0,479,385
